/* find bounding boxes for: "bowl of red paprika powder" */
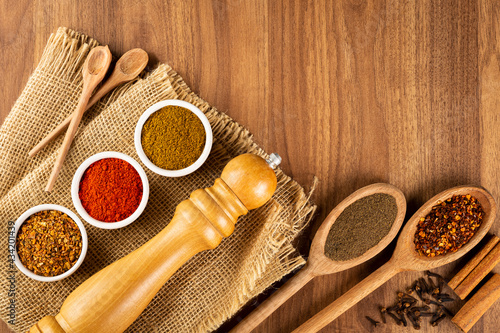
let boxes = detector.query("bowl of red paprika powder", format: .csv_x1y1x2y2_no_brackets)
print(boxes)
71,152,150,229
134,99,213,177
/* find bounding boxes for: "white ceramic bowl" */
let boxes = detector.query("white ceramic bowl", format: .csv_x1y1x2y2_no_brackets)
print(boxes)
71,151,150,229
134,99,213,177
13,204,88,282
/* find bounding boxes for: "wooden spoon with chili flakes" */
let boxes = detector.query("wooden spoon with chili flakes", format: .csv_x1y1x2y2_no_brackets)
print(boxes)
231,183,407,333
293,185,497,333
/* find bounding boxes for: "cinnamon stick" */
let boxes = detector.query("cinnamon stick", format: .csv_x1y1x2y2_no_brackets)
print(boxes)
448,235,500,290
454,242,500,299
452,274,500,333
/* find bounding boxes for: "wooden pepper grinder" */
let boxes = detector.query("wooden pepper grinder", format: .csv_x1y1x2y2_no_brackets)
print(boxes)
30,153,280,333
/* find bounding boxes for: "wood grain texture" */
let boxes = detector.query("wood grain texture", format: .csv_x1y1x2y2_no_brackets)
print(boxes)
293,186,497,332
231,183,407,333
1,0,499,332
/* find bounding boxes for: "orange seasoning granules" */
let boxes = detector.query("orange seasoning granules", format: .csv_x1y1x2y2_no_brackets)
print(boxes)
16,210,82,277
414,195,484,257
79,158,143,222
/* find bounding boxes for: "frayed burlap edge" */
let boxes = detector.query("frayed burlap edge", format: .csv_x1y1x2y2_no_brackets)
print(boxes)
157,64,318,331
0,27,317,333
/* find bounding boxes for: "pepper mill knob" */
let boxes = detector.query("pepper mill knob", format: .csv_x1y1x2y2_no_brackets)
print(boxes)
221,154,278,210
30,153,279,333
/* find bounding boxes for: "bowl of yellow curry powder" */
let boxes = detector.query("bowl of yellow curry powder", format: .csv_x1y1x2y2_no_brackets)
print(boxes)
135,100,213,177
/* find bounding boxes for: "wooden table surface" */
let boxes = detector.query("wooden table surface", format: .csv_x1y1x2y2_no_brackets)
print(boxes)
2,0,500,332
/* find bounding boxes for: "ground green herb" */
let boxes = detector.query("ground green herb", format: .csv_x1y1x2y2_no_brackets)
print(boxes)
324,193,397,261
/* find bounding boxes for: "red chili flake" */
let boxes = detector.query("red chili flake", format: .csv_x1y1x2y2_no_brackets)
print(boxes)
414,194,484,257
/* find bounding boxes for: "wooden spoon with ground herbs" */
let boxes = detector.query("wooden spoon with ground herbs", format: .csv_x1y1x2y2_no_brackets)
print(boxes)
231,183,407,333
294,186,497,333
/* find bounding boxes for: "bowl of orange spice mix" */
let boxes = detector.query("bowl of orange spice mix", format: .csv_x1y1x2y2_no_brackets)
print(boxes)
14,204,88,281
71,151,150,229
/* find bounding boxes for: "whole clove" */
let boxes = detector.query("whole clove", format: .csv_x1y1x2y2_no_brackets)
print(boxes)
398,297,417,308
438,304,454,317
371,273,457,329
365,316,379,327
402,294,417,301
411,305,430,312
436,297,454,303
414,285,423,300
430,313,446,327
418,278,429,294
430,310,443,323
408,310,420,322
427,277,437,294
406,311,421,329
426,299,441,306
387,305,399,312
398,312,407,327
379,307,387,324
425,270,445,281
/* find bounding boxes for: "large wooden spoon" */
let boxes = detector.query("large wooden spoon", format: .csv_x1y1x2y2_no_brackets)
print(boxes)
45,46,112,192
231,183,407,333
294,185,497,333
29,48,148,157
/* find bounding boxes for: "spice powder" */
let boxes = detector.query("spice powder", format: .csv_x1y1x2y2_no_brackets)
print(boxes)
16,210,82,277
141,105,206,170
79,158,143,222
324,193,398,261
414,194,484,257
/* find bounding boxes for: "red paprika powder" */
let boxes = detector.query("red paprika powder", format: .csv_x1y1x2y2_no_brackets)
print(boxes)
79,158,143,222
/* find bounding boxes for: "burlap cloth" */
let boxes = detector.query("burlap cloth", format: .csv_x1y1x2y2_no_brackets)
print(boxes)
0,28,315,332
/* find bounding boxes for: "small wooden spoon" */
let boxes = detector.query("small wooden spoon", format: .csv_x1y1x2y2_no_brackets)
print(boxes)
45,46,112,192
294,185,497,333
231,183,407,333
29,48,148,157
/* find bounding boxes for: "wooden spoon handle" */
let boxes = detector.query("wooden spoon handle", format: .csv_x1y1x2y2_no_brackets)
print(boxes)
28,70,126,158
292,260,402,333
45,46,111,191
230,265,315,333
44,84,94,191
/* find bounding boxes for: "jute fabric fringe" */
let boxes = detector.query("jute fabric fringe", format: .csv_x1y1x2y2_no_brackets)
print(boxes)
0,28,315,332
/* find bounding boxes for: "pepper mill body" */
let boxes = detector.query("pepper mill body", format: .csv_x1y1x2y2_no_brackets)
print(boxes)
30,153,278,333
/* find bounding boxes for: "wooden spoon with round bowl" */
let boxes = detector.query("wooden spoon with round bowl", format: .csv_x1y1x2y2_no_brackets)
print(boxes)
231,183,407,333
29,48,148,157
293,185,497,333
45,46,112,191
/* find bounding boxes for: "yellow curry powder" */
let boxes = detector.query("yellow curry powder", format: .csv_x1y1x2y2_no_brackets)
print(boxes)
141,105,206,170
